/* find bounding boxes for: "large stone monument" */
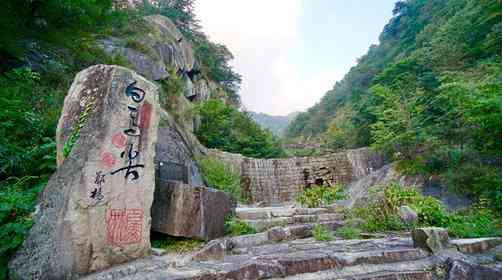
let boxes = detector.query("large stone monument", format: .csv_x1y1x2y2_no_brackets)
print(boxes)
9,65,160,279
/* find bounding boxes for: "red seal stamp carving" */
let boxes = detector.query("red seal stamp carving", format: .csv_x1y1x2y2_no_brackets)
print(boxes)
111,132,127,149
106,209,143,245
139,101,152,131
101,151,116,168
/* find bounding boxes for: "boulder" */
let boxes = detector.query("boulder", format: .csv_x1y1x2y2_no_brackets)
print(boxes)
412,227,450,253
446,259,502,280
398,205,418,225
10,65,160,279
151,180,236,240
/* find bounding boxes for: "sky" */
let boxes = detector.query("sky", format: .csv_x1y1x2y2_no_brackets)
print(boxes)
195,0,397,116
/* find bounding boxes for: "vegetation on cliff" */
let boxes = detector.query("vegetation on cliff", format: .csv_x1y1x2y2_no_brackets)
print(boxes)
287,0,502,211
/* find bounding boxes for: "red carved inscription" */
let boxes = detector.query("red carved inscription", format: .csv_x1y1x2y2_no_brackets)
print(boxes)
106,209,143,245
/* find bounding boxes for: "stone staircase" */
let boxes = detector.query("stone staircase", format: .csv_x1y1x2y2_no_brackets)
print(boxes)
236,205,345,232
85,233,502,280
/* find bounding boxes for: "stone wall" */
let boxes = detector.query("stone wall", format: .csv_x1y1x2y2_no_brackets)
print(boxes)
209,148,385,205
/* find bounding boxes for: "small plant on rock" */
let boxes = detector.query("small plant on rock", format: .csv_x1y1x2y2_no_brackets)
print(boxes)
313,224,334,241
335,225,362,240
224,215,257,236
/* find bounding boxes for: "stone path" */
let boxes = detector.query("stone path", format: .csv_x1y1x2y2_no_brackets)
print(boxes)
85,233,502,280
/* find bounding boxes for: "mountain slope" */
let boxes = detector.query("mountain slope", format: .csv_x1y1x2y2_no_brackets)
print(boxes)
249,111,299,136
286,0,502,210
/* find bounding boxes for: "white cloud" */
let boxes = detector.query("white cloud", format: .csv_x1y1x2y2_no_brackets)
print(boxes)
195,0,338,115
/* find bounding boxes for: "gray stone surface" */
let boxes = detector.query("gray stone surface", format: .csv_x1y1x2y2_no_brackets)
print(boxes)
346,163,425,208
97,15,213,106
450,237,502,254
84,231,502,280
412,227,450,253
399,205,419,225
155,110,205,186
151,180,235,240
11,65,160,279
447,259,502,280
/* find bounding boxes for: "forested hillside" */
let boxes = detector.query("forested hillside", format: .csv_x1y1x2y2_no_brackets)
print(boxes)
249,111,298,136
287,0,501,209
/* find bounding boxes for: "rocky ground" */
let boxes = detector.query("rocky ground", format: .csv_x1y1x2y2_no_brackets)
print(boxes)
84,205,502,280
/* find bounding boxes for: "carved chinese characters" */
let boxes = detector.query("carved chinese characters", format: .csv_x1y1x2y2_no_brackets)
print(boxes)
10,65,159,279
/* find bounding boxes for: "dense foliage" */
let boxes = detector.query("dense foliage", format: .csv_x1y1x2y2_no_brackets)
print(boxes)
196,100,285,158
287,0,502,210
352,182,500,238
0,0,124,273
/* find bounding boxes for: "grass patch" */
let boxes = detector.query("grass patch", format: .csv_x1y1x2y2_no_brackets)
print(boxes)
296,184,345,208
313,224,334,241
335,226,362,239
225,216,257,236
150,232,204,254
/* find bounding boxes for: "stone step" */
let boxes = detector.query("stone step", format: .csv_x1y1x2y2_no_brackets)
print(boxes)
83,234,502,280
236,206,341,220
242,213,344,232
190,222,344,261
269,258,437,280
87,240,433,280
450,237,502,254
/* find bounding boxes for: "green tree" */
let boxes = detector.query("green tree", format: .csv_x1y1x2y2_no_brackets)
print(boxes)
196,100,284,158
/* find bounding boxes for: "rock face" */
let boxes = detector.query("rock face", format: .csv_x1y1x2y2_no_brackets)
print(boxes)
412,227,450,253
210,147,385,205
398,205,419,225
447,259,502,280
155,110,205,186
345,163,424,208
98,15,195,82
10,65,160,279
151,180,236,240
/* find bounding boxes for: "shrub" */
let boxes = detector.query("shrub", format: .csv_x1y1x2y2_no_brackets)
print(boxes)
313,224,334,241
225,216,257,236
352,182,501,237
198,156,243,202
412,196,449,226
335,226,361,239
296,184,345,208
446,200,498,238
0,176,46,276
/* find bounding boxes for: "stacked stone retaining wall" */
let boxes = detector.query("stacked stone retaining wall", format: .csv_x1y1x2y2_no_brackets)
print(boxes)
209,148,385,205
